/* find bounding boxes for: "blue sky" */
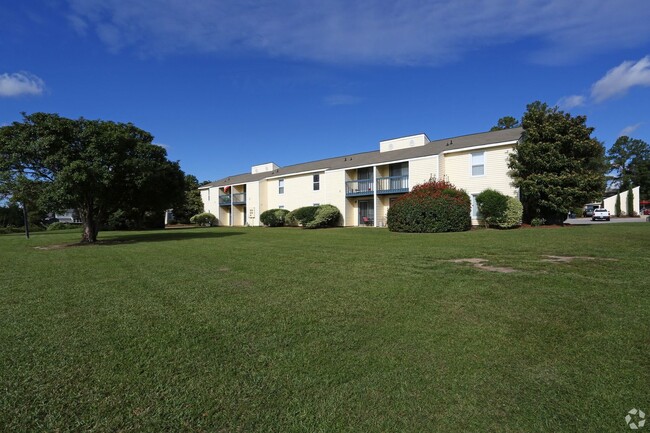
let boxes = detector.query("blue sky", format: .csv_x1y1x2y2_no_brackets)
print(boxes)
2,0,650,182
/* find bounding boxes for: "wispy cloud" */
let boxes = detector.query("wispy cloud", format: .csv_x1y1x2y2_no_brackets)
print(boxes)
0,72,46,97
591,56,650,102
154,142,171,150
64,0,650,66
556,95,585,110
324,94,362,106
618,123,643,137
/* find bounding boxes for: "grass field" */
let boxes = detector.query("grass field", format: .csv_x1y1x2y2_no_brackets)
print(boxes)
1,224,649,432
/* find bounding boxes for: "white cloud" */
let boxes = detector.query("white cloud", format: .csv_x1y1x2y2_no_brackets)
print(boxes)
591,56,650,102
618,123,643,137
0,72,46,97
154,142,171,149
556,95,585,110
324,94,362,106
64,0,650,66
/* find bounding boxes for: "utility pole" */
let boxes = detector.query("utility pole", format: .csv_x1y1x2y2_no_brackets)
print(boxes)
22,202,30,239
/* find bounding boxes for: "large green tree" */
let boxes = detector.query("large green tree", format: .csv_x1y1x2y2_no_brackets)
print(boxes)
508,101,607,223
0,113,185,242
171,174,205,223
490,116,521,131
607,135,650,198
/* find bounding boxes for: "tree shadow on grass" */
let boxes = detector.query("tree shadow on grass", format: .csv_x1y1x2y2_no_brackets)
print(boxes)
34,228,245,250
97,228,245,245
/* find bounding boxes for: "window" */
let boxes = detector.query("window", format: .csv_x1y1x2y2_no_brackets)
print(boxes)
278,179,284,194
207,189,210,201
471,194,482,218
389,162,407,177
357,167,373,180
313,174,320,191
471,152,485,176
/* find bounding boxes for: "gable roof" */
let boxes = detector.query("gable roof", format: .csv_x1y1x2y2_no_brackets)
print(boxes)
200,127,523,188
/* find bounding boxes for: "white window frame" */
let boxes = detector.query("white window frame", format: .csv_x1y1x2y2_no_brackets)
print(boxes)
471,194,482,219
278,179,285,194
313,174,320,191
471,152,485,177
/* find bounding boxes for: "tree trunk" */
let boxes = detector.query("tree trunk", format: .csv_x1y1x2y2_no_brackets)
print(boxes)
80,204,99,243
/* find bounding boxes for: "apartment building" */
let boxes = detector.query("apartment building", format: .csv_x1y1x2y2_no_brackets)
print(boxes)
199,127,523,227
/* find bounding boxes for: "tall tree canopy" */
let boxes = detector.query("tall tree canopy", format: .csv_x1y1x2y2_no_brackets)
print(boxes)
171,174,205,223
607,135,650,198
0,112,185,242
508,101,606,223
490,116,521,131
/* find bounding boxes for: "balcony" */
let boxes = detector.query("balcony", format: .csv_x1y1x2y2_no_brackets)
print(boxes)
219,194,231,206
232,193,246,205
345,179,374,196
377,175,409,194
219,193,246,205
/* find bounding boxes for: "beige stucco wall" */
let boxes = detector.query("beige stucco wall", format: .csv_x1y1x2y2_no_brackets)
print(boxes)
245,181,261,226
323,170,347,226
603,186,641,216
443,145,516,196
409,156,439,188
266,171,326,211
199,188,214,216
443,145,517,225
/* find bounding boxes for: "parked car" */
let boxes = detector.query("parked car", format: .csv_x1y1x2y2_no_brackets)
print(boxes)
583,203,601,217
592,208,610,221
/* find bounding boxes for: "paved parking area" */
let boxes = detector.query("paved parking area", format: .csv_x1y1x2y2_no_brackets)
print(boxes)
564,217,649,225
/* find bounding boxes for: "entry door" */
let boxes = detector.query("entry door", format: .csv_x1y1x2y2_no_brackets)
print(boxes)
359,200,374,225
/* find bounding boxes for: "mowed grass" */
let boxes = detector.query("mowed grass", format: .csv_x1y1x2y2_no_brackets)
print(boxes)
1,224,649,432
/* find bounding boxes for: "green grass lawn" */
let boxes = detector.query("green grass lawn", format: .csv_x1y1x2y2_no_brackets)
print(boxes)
1,225,649,432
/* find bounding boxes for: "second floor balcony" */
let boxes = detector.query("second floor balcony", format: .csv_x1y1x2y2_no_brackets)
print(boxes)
219,192,246,206
345,179,374,196
346,175,409,197
377,175,408,194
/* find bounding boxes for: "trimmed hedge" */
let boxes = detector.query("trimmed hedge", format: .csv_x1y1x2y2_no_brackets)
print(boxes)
260,209,290,227
285,206,319,226
190,212,217,227
475,189,508,228
496,197,523,229
387,179,471,233
305,205,341,229
285,205,341,228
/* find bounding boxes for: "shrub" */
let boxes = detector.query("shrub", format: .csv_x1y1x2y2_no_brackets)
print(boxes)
47,222,79,231
496,197,523,229
260,209,290,227
615,193,621,217
305,205,341,229
190,212,217,227
475,189,508,228
285,206,319,226
627,186,635,217
530,217,546,227
387,179,471,233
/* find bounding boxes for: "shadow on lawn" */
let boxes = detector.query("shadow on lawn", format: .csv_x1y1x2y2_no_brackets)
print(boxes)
61,228,244,248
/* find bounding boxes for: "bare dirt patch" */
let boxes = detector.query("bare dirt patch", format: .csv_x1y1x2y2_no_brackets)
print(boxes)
541,255,618,263
448,258,517,274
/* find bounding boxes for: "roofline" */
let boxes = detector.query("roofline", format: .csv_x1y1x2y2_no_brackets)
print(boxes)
380,132,430,142
441,139,519,155
201,128,524,187
429,127,523,145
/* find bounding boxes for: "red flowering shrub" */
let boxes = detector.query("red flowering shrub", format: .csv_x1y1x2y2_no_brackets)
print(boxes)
387,179,471,232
